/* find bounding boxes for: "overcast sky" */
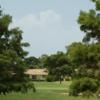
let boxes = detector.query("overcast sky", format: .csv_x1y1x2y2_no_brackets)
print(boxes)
0,0,94,57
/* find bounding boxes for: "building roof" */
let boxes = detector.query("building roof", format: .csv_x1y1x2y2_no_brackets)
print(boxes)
25,69,48,76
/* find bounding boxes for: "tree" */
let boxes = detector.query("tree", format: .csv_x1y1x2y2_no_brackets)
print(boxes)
78,0,100,43
67,42,88,67
25,56,40,68
67,42,100,78
44,51,70,83
0,8,35,94
69,0,100,96
38,54,48,68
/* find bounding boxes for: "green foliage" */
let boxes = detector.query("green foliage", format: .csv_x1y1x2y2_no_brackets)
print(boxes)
67,43,88,67
25,56,40,68
46,75,56,82
95,70,100,80
0,82,36,95
69,0,100,97
70,78,98,96
91,0,100,10
0,8,35,94
78,0,100,43
44,51,70,82
67,43,100,69
60,65,73,77
38,54,48,68
82,91,94,98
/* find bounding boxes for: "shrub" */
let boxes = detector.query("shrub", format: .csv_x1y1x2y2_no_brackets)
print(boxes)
64,76,71,81
0,82,36,95
82,91,93,98
69,77,98,96
95,70,100,80
46,75,55,82
96,88,100,97
69,79,81,96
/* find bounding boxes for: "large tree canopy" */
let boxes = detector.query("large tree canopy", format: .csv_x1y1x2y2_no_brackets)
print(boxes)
0,8,35,95
78,0,100,43
25,56,40,68
44,51,72,83
67,42,100,68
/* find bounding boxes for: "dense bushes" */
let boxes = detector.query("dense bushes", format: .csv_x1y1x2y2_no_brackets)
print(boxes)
46,75,57,82
0,82,36,95
69,77,98,96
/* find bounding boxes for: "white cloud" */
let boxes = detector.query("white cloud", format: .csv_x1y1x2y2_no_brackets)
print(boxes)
11,10,62,31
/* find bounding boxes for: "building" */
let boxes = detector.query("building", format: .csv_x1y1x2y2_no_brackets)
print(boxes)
25,69,48,81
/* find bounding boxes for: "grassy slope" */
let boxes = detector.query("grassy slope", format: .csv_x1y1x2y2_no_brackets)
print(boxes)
0,81,99,100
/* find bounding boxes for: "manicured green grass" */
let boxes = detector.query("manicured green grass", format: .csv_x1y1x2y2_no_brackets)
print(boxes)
34,81,70,91
0,81,99,100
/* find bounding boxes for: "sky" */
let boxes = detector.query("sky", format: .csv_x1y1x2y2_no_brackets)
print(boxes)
0,0,94,57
